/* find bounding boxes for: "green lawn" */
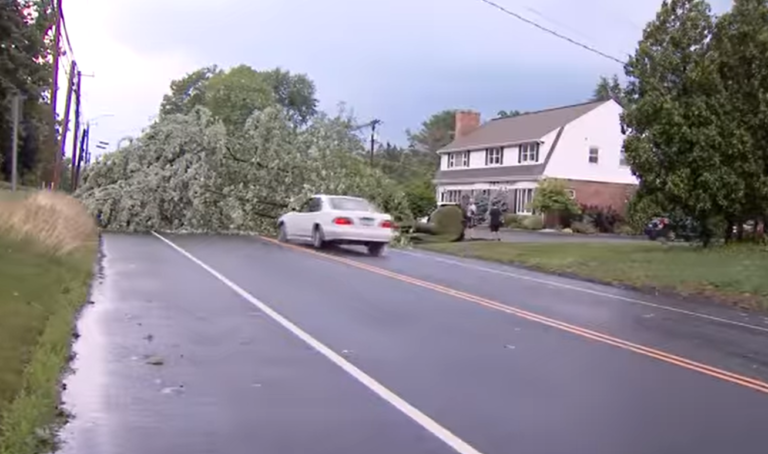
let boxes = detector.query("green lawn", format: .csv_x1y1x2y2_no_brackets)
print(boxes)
0,236,96,454
419,241,768,310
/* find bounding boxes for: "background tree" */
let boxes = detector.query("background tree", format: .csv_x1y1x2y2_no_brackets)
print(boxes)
406,109,455,153
158,65,220,117
710,0,768,237
591,74,624,104
0,0,56,185
497,109,522,118
158,65,319,133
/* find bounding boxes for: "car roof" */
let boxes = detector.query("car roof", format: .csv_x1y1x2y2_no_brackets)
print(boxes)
314,194,367,200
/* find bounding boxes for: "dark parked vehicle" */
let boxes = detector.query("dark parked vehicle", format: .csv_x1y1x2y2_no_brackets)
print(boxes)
644,216,699,241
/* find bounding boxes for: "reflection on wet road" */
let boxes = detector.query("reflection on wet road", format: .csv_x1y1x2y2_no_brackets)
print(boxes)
59,233,768,454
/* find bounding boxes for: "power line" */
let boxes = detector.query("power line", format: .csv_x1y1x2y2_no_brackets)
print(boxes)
476,0,627,65
58,3,76,63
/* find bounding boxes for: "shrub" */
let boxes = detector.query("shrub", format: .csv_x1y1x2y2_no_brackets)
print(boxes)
561,227,573,234
521,215,544,230
532,178,580,228
579,204,623,233
427,205,465,242
571,221,597,234
504,213,524,228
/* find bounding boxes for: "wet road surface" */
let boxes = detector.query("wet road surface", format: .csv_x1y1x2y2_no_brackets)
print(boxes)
59,233,768,454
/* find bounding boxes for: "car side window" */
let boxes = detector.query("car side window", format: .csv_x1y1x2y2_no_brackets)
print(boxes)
308,197,322,212
299,199,313,213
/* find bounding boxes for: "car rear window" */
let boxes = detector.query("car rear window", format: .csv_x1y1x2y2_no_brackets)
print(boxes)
328,197,374,212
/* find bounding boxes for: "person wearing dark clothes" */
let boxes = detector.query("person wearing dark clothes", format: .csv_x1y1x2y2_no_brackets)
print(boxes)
489,203,503,241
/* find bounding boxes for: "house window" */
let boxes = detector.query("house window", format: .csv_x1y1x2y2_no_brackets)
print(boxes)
441,190,462,204
589,147,599,164
485,147,503,166
518,143,540,164
447,151,469,169
619,149,628,166
515,188,535,214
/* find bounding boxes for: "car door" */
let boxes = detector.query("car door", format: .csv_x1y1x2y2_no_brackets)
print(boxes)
294,197,321,238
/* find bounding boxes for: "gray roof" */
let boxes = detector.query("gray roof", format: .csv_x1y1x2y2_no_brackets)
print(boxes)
438,100,607,153
434,126,565,183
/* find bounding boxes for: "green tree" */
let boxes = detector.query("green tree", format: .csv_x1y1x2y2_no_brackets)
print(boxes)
204,65,275,131
622,0,733,246
592,74,624,104
710,0,768,236
158,65,220,117
159,65,319,132
406,109,455,153
0,0,56,185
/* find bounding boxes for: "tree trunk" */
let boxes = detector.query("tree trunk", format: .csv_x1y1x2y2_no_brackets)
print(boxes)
724,219,734,244
736,220,744,241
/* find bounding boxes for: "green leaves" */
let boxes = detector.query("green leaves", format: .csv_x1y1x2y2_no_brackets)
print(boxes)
158,65,318,133
622,0,768,244
531,178,580,215
591,75,623,104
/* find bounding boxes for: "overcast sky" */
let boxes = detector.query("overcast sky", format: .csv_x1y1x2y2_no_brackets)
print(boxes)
61,0,733,156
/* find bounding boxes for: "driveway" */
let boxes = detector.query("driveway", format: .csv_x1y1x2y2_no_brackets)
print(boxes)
59,233,768,454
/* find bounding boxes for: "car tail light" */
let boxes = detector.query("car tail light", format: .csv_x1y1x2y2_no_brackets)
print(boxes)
380,220,393,229
333,217,353,225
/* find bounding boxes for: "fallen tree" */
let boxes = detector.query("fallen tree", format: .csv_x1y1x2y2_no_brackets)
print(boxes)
76,105,412,236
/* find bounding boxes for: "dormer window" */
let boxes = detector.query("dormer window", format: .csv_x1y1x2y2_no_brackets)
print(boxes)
485,147,503,166
518,143,540,163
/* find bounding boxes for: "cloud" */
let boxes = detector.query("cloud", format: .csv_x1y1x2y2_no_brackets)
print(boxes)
62,0,734,149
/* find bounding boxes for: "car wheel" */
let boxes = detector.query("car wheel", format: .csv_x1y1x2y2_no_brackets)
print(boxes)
367,242,386,257
312,225,326,249
277,223,288,242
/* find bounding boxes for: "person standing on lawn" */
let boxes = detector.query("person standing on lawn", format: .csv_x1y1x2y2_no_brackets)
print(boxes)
465,199,477,240
489,201,503,241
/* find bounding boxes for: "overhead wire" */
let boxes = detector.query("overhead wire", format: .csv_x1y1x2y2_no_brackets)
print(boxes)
476,0,627,65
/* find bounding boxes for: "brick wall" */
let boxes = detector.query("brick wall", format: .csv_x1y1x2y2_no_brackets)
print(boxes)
566,179,637,213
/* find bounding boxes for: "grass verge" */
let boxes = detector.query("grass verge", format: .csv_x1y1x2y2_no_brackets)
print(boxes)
418,241,768,310
0,192,97,454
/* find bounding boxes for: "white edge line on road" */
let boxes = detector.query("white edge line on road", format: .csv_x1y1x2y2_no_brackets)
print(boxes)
394,248,768,334
151,232,483,454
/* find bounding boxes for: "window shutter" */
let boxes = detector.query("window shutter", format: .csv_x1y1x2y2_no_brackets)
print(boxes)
500,148,504,165
485,149,489,166
518,145,522,163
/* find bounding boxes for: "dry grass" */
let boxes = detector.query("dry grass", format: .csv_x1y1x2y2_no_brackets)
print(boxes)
0,191,97,255
0,190,97,453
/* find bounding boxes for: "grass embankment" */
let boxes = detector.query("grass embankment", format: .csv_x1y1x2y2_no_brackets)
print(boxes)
419,241,768,310
0,190,97,454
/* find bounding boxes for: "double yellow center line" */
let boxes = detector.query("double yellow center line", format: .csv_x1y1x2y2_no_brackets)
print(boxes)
262,237,768,395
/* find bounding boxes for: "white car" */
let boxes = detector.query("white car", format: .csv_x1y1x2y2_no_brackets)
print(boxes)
277,194,395,256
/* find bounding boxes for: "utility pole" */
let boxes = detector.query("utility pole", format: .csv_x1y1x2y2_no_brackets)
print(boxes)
69,69,81,190
59,60,76,170
50,0,63,189
73,124,88,190
10,93,22,192
369,119,381,167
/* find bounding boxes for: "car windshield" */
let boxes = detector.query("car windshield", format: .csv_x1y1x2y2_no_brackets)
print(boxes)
328,197,374,212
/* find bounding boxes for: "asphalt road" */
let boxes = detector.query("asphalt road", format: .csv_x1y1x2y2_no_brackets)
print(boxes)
59,233,768,454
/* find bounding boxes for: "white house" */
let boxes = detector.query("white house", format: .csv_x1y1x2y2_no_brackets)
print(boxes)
434,99,638,214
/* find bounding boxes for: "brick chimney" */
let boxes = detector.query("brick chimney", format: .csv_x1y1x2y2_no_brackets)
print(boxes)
455,110,481,138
